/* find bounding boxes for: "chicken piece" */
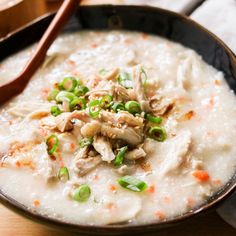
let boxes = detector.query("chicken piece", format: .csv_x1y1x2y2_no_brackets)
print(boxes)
74,155,102,177
27,110,50,120
58,133,78,154
81,121,102,137
132,65,151,112
112,84,130,102
125,147,146,160
97,68,119,81
87,89,111,101
93,136,115,162
101,123,143,146
149,94,174,116
55,112,73,132
74,146,90,160
161,130,192,175
71,110,91,123
100,110,143,127
116,164,136,175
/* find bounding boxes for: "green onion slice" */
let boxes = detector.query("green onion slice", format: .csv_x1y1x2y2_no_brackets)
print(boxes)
111,102,125,113
58,77,77,92
46,134,59,155
56,91,76,103
98,68,108,76
74,85,89,97
70,97,87,111
50,105,62,117
148,126,167,142
145,114,162,124
89,100,101,118
99,95,113,109
118,175,148,192
48,89,59,101
114,146,128,167
58,167,70,182
125,101,141,114
79,137,93,148
117,71,133,89
73,184,91,202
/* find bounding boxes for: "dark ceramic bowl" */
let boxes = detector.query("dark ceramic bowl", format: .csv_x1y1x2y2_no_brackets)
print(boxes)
1,5,236,235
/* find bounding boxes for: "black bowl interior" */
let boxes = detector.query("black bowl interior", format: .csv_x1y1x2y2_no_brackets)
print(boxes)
1,5,236,235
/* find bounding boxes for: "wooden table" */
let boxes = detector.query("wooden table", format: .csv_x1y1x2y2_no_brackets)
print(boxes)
0,0,236,235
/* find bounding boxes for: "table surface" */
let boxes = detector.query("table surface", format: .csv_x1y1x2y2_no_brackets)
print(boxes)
0,0,236,235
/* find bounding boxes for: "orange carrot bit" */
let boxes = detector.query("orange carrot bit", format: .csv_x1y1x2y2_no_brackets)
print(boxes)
41,87,49,99
154,211,166,221
67,59,76,66
162,196,171,204
192,170,210,182
141,32,148,40
179,110,195,121
93,174,100,181
53,83,59,89
90,43,98,48
212,179,222,186
70,143,75,151
214,79,221,86
186,197,195,208
33,200,40,207
124,38,132,44
15,161,21,168
106,202,116,210
147,185,155,194
109,184,117,192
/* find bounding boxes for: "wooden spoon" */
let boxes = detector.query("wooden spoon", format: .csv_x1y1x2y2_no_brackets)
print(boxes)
0,0,78,105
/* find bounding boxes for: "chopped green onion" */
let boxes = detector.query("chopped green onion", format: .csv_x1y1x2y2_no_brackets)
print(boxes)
46,134,59,155
74,85,89,97
48,89,59,101
114,146,128,167
148,126,167,142
70,97,87,111
58,167,70,182
125,101,141,114
117,71,133,89
77,78,83,86
145,114,162,124
99,95,113,109
73,184,91,202
56,91,76,103
111,102,125,113
50,105,62,117
58,77,77,92
118,175,148,192
79,137,93,148
89,100,101,118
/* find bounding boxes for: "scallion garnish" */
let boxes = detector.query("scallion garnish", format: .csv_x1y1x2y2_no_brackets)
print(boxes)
56,91,76,103
70,97,87,111
125,101,141,114
46,134,59,155
47,89,59,101
58,77,77,92
111,102,125,113
114,146,128,167
73,184,91,202
117,71,133,89
148,126,167,142
58,167,70,182
50,105,62,117
79,137,93,148
74,85,89,97
99,95,113,109
145,114,162,124
89,100,101,118
98,68,108,76
118,175,148,192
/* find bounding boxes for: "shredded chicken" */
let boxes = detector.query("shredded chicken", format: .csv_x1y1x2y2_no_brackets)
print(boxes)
112,84,130,102
93,136,115,162
81,121,101,137
97,68,119,81
55,112,73,132
132,65,151,112
116,164,136,175
125,147,146,160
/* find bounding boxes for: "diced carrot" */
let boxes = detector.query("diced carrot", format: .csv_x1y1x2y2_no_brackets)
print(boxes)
214,79,221,86
106,202,116,210
15,161,21,168
147,185,155,194
139,160,152,172
192,170,210,182
91,43,98,48
70,143,75,151
124,38,132,44
154,211,166,221
141,32,148,40
33,200,40,207
109,184,117,192
53,83,59,89
67,59,76,66
93,174,100,181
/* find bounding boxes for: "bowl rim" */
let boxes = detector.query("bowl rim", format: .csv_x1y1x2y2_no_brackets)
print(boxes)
1,4,236,232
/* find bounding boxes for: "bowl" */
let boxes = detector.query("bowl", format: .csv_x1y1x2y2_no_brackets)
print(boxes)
0,5,236,235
